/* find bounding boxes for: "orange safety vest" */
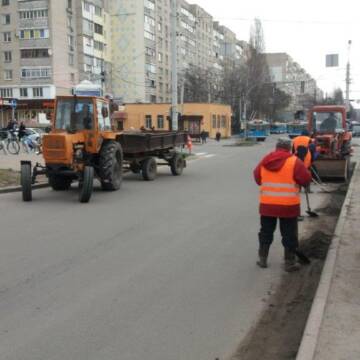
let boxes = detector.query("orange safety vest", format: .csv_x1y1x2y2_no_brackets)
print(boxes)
260,156,300,206
293,135,312,169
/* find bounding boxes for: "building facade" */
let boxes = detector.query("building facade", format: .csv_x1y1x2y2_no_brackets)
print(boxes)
266,53,323,120
110,0,245,105
0,0,111,127
121,102,232,138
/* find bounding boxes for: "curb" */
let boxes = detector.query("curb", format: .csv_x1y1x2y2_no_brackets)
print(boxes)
296,161,359,360
0,182,49,194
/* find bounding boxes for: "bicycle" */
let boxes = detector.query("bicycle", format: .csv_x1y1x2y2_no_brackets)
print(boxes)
6,131,20,155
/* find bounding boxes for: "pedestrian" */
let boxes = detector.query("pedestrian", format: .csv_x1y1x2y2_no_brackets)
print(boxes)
186,134,193,154
18,121,26,140
216,131,221,142
253,137,312,272
200,130,207,144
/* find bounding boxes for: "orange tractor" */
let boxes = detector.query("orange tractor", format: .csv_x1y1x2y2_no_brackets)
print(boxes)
21,96,187,203
308,105,352,181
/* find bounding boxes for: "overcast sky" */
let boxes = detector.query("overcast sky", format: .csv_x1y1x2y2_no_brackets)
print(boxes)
192,0,360,99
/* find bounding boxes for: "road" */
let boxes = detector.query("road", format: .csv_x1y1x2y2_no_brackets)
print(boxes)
0,137,305,360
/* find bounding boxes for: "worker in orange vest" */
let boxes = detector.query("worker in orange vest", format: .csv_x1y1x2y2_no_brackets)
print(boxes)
292,130,314,170
253,138,312,272
186,135,193,154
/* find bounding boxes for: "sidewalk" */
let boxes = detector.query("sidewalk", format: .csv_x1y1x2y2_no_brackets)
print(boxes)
314,162,360,359
297,158,360,359
0,153,43,171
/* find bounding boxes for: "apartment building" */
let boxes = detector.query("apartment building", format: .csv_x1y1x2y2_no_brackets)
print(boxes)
266,52,322,119
110,0,245,105
0,0,110,126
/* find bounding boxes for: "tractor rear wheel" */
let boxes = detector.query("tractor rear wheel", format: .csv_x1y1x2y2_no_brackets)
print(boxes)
49,176,72,191
79,166,94,203
21,163,32,202
142,157,157,181
170,153,185,176
99,141,123,191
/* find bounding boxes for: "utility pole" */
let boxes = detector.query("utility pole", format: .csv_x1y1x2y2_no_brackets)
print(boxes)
345,40,352,110
170,0,178,131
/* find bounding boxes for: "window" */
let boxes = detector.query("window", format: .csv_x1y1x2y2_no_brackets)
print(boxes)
19,10,48,19
83,2,91,12
68,35,74,50
3,51,11,62
94,40,104,51
144,0,155,10
145,47,155,57
20,88,28,98
157,115,164,129
67,0,72,9
55,98,93,130
21,68,51,79
33,87,43,98
94,23,103,35
2,14,10,25
21,49,49,58
145,115,152,128
217,115,221,129
19,29,49,40
158,52,163,62
97,100,111,131
145,63,156,74
0,88,12,97
95,6,102,16
68,53,74,66
4,70,12,80
221,115,227,128
2,0,10,6
3,32,11,42
144,30,155,41
70,73,75,82
150,95,156,103
212,114,216,128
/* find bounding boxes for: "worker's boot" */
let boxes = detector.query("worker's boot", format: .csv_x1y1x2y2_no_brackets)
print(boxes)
284,248,300,272
257,244,270,268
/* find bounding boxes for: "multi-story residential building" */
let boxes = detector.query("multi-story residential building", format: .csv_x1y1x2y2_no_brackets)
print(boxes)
110,0,172,104
110,0,244,104
266,52,323,120
76,0,112,94
0,0,110,126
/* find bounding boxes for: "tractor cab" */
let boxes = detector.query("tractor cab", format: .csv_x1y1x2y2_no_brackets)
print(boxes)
43,96,117,166
310,106,346,135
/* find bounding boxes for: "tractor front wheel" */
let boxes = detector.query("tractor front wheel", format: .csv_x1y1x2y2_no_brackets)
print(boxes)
99,141,123,191
79,166,94,203
21,162,32,202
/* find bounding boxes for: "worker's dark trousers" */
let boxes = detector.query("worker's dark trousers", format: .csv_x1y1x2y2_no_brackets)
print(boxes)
259,216,299,251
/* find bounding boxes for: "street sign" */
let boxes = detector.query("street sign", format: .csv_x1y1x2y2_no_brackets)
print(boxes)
326,54,339,67
10,99,17,108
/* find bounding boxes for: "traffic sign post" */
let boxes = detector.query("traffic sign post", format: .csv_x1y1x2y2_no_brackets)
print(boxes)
10,99,17,121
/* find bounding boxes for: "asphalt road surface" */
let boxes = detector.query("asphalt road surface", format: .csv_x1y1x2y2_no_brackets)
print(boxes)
0,137,299,360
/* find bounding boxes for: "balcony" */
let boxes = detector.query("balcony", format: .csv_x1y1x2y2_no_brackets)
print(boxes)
18,0,48,11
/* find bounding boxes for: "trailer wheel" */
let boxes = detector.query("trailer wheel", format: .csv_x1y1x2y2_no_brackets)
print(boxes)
79,166,94,203
99,141,123,191
21,163,32,202
142,157,157,181
49,176,72,191
170,153,185,176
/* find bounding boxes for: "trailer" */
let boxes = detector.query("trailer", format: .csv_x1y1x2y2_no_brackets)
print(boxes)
120,130,188,180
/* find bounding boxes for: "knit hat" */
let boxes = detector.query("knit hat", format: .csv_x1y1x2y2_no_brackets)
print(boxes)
276,137,292,150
